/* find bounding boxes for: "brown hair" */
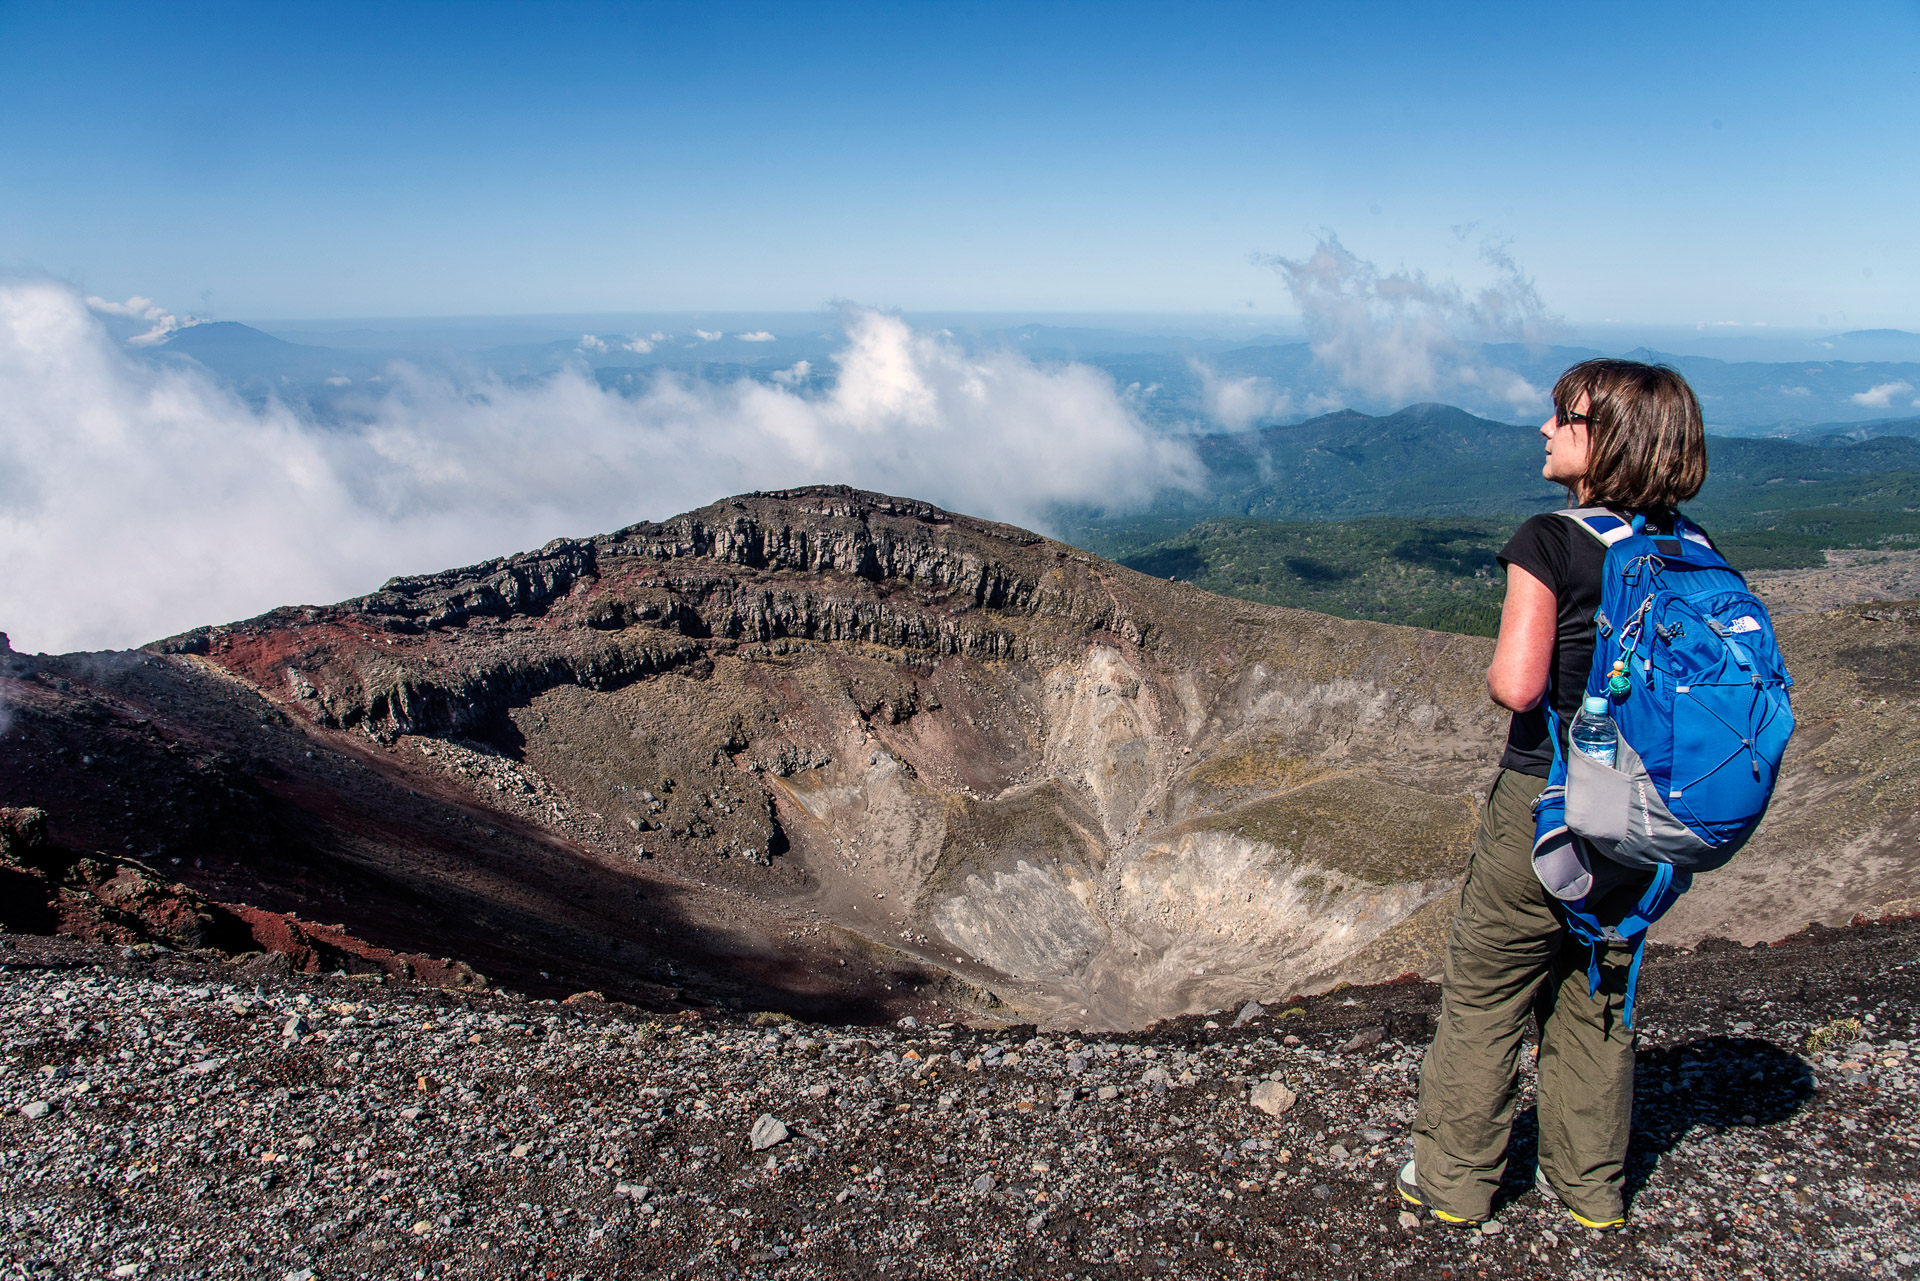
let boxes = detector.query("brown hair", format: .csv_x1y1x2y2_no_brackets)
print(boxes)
1552,358,1707,509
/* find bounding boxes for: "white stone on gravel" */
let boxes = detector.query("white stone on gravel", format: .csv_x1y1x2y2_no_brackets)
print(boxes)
20,1100,51,1119
1250,1080,1298,1116
748,1113,788,1151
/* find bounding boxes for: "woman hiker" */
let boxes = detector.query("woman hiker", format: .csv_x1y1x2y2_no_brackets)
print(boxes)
1394,358,1711,1232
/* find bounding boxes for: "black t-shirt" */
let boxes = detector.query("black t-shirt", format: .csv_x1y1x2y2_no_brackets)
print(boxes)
1496,508,1691,777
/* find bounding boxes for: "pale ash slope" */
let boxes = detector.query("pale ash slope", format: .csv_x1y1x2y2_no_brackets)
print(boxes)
1746,549,1920,619
125,488,1920,1025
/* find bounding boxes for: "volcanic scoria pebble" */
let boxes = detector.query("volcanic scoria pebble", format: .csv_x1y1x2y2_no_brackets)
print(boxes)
1,922,1918,1279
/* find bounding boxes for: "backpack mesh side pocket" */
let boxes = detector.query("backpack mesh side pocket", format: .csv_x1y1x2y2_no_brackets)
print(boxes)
1564,746,1632,843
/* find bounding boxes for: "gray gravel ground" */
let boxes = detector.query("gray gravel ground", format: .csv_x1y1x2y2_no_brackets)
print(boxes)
3,922,1918,1281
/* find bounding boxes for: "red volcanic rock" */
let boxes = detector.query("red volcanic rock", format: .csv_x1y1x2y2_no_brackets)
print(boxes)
2,804,250,951
1,804,486,988
220,902,489,988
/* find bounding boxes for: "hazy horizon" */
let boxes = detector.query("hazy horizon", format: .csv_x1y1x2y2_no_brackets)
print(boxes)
5,1,1917,653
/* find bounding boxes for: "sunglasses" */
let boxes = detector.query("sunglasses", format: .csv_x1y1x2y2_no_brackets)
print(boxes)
1555,409,1590,427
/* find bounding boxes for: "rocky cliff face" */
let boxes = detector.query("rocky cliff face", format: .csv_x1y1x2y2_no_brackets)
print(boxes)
3,487,1916,1027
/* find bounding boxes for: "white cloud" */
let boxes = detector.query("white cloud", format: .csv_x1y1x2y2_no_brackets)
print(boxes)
770,360,812,385
324,375,351,387
83,295,163,320
1190,361,1293,432
0,283,1199,653
1852,380,1915,408
1452,362,1548,416
84,294,206,346
737,331,776,342
1257,234,1559,415
579,333,654,354
693,329,722,342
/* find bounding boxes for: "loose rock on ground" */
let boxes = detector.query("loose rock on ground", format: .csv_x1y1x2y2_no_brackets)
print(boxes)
2,921,1918,1280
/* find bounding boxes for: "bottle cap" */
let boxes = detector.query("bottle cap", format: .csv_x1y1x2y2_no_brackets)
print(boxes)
1583,695,1610,716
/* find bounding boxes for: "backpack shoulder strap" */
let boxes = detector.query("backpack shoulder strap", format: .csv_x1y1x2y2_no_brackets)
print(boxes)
1673,511,1717,551
1555,506,1639,547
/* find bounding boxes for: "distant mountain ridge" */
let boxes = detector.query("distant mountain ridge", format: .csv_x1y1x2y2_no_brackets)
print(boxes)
131,318,1920,430
1057,404,1920,609
156,319,382,393
1059,402,1920,538
1712,413,1920,443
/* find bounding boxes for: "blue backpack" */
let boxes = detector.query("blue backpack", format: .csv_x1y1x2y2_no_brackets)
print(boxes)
1530,508,1795,1025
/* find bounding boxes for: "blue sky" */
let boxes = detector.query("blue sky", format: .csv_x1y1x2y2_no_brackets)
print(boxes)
2,0,1916,324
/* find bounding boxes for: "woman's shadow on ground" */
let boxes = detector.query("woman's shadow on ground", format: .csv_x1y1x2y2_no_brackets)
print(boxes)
1493,1035,1818,1213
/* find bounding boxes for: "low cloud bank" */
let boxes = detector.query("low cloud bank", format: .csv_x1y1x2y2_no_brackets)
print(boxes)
0,283,1198,654
1189,361,1343,433
1852,379,1917,409
1258,234,1559,417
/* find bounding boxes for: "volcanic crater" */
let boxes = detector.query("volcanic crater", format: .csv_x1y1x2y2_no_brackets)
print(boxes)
2,486,1916,1027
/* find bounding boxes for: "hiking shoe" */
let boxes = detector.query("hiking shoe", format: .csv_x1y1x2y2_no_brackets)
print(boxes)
1534,1169,1626,1230
1396,1160,1482,1229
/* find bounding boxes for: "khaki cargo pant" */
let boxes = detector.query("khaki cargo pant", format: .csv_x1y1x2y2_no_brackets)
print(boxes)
1411,768,1645,1225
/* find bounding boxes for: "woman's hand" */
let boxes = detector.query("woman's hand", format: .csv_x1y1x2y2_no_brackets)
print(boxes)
1486,563,1556,711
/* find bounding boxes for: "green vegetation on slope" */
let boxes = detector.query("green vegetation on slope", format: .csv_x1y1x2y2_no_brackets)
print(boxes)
1058,410,1920,636
1704,505,1920,569
1099,506,1920,637
1109,517,1510,636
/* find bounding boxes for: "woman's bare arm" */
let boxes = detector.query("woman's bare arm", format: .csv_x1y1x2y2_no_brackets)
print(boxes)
1486,563,1556,712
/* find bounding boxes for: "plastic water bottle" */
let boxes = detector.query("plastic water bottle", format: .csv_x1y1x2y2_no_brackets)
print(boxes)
1569,695,1618,767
